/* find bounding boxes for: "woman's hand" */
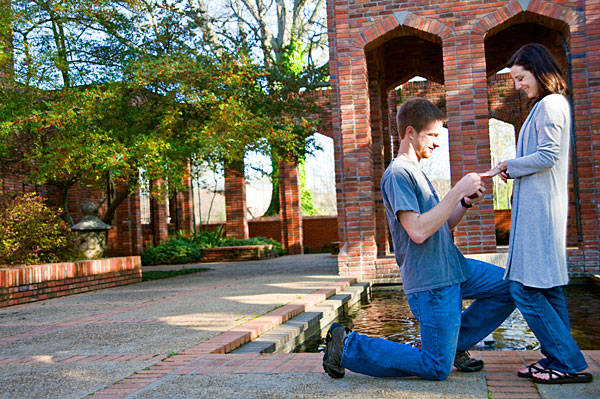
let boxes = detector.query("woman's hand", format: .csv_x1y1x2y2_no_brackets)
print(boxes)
496,161,510,183
481,161,510,182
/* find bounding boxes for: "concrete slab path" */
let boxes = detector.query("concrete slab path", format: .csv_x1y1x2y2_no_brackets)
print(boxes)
0,254,598,399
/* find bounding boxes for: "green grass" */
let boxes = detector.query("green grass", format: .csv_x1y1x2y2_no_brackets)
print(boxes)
142,268,209,282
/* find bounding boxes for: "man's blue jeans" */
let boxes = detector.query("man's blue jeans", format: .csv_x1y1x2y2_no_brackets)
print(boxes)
340,259,515,380
508,281,588,373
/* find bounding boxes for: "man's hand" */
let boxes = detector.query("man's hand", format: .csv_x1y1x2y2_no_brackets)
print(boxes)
446,173,485,229
454,172,483,200
464,185,485,206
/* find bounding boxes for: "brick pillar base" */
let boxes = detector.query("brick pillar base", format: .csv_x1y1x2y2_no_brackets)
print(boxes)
279,161,303,255
224,165,249,239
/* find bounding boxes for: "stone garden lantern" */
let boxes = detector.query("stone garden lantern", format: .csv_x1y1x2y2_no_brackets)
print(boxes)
71,201,112,259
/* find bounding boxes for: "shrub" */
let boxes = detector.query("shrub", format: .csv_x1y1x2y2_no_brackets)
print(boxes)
141,239,202,266
141,233,285,266
0,192,77,266
187,225,226,248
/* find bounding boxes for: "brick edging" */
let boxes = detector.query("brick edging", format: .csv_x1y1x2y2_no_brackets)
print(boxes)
90,277,357,397
89,350,600,398
0,257,141,308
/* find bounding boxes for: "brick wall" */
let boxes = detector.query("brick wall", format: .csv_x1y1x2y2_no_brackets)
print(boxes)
300,216,339,253
247,217,280,241
0,257,141,308
202,215,340,254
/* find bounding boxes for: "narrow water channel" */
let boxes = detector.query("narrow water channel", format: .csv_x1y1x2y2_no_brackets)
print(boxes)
297,283,600,353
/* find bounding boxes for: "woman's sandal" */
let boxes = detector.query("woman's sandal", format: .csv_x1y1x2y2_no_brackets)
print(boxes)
532,368,593,384
517,362,544,378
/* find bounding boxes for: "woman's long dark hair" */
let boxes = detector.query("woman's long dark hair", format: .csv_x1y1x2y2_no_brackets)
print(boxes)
508,43,569,103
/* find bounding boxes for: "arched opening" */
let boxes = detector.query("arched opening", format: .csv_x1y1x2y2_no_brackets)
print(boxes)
488,118,516,211
364,26,444,257
191,162,226,226
488,117,516,246
304,133,336,216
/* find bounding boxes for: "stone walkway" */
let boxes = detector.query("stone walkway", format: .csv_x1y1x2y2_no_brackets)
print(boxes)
0,254,598,399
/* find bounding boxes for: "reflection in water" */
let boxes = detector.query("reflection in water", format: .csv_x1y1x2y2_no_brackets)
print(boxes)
300,284,600,353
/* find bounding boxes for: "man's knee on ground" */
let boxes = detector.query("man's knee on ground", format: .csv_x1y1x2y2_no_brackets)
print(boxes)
423,361,453,381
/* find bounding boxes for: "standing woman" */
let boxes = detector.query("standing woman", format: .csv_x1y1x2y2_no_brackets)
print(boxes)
495,43,592,384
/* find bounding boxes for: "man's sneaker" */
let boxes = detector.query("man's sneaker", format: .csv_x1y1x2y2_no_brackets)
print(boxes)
454,350,484,372
322,322,351,378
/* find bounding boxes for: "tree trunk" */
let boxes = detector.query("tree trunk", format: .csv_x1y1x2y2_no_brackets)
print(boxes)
56,183,75,226
101,184,131,225
264,160,279,216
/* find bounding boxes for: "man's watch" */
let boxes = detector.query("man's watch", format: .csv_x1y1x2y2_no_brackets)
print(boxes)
461,198,473,209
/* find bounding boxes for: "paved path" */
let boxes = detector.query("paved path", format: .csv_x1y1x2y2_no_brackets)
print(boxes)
0,254,598,399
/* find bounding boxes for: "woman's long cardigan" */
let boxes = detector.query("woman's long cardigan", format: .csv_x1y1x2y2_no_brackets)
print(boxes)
503,94,571,288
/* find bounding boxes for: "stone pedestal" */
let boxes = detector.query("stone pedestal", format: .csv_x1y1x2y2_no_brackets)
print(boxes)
75,230,109,259
72,202,112,259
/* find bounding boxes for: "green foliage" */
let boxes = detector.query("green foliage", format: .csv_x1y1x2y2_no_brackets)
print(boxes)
493,179,513,210
298,160,318,216
179,226,283,254
0,192,77,266
2,0,328,227
185,225,226,249
141,232,284,266
141,239,202,266
276,38,306,78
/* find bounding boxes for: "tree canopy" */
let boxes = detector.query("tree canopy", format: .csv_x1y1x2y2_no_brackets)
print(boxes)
0,0,328,223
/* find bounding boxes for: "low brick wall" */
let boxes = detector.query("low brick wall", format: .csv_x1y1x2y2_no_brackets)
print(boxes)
0,257,141,308
200,245,275,263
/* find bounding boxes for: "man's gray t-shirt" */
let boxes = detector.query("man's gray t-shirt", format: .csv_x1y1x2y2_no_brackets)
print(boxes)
381,157,470,294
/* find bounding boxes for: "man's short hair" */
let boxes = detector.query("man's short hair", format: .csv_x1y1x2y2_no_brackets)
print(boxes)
396,98,447,139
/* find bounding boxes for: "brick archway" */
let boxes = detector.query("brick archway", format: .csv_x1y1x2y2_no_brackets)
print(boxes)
352,11,453,50
329,0,600,280
472,0,579,37
330,11,452,278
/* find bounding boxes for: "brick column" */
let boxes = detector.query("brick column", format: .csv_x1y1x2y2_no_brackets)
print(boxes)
369,77,390,256
175,167,194,233
335,62,377,277
129,188,144,254
224,165,249,239
278,161,303,255
327,2,377,279
151,181,169,246
571,1,600,273
108,184,143,256
443,34,496,254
